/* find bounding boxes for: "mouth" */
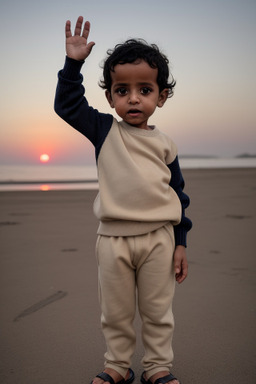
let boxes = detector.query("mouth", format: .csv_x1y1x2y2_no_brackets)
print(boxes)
127,109,142,117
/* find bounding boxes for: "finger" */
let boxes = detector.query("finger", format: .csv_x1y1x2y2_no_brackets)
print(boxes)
177,275,186,284
65,20,72,38
82,20,91,40
74,16,84,36
176,271,184,283
86,41,96,55
176,265,188,284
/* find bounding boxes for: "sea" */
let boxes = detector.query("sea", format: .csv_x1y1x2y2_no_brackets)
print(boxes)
1,157,256,192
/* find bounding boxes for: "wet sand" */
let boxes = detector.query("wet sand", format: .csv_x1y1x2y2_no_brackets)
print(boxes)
0,168,256,384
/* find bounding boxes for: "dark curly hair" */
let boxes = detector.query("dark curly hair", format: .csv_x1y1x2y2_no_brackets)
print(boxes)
99,39,176,98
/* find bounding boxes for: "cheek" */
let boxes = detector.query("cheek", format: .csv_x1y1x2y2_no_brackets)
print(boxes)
113,98,125,111
145,99,158,111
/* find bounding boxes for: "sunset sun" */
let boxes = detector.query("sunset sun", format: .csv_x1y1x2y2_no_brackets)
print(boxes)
40,153,50,163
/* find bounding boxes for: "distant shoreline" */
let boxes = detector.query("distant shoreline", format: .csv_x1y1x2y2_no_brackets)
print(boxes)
0,179,98,186
179,154,256,159
1,166,256,187
1,159,256,191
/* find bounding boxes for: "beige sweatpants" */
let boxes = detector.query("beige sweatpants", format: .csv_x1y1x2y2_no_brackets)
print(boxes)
95,223,176,378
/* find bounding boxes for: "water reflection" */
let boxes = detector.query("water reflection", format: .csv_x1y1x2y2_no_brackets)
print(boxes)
40,184,50,191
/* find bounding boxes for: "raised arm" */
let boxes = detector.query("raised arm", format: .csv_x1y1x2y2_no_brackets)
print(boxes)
54,16,113,151
65,16,95,61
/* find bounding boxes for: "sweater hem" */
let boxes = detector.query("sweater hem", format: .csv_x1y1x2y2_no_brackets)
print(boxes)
97,220,171,237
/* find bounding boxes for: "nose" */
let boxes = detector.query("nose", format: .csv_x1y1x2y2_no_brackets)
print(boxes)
128,90,140,104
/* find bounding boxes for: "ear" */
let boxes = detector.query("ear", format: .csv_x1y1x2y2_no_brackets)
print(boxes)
157,89,169,108
105,90,115,108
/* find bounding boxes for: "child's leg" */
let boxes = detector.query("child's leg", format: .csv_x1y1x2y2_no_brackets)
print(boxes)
96,235,137,378
136,224,176,378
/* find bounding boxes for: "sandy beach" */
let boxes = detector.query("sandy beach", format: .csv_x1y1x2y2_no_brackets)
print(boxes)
1,168,255,384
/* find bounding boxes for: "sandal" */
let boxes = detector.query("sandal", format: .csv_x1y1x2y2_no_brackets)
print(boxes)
91,368,135,384
140,371,179,384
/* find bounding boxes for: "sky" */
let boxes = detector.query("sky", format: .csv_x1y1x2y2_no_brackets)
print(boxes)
0,0,255,165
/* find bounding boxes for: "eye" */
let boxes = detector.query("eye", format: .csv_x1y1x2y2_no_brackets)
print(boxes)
140,87,152,95
116,87,128,96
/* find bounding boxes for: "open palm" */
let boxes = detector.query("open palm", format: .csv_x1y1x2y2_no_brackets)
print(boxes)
65,16,95,61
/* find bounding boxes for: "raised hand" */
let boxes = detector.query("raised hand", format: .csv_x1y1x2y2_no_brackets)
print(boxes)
65,16,95,61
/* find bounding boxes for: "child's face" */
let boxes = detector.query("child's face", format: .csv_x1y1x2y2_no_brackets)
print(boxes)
105,60,168,130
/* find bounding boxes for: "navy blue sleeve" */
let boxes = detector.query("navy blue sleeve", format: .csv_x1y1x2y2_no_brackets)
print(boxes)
168,156,192,247
54,56,113,160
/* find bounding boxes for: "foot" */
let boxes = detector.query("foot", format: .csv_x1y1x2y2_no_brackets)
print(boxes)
146,371,180,384
91,368,129,384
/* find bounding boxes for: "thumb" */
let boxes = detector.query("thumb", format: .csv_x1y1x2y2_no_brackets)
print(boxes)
86,41,95,55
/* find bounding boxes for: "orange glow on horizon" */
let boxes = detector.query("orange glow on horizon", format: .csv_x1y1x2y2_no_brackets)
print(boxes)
40,184,50,191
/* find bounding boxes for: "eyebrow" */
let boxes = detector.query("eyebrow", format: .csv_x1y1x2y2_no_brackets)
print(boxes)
113,83,128,87
113,82,154,88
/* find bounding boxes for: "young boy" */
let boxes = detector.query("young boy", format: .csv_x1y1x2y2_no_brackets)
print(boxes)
54,16,192,384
